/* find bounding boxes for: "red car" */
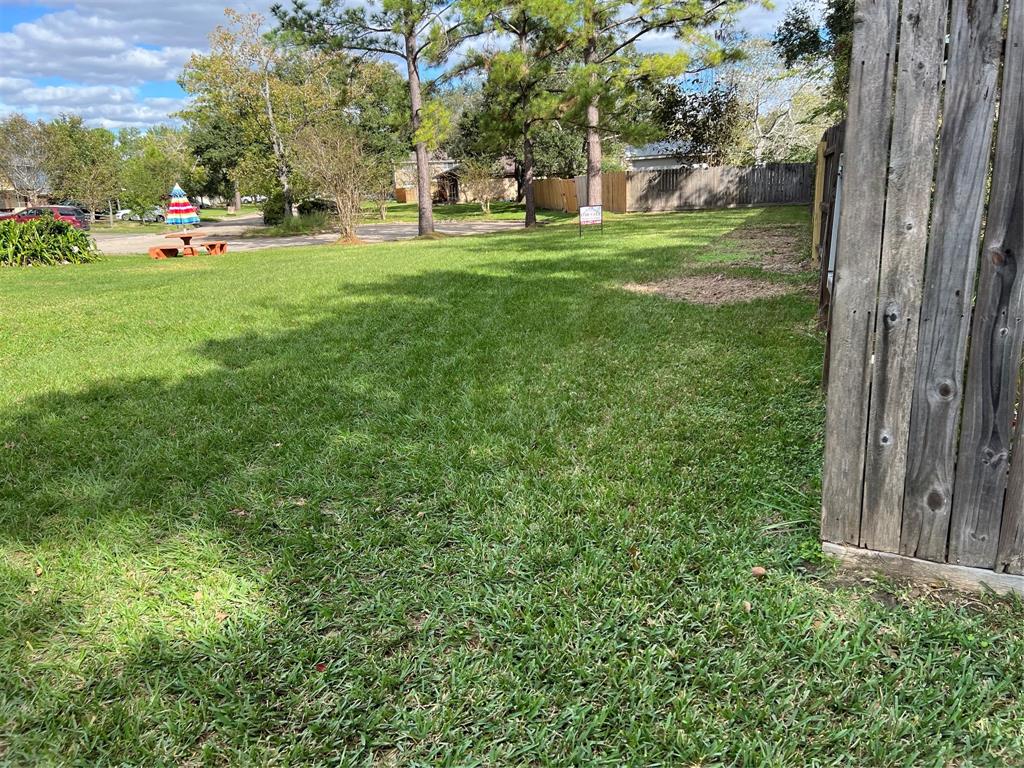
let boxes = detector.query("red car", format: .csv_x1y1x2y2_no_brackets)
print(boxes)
0,205,91,230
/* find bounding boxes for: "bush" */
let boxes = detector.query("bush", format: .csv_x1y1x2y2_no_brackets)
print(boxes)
297,198,337,217
0,217,101,266
255,212,332,237
262,191,286,225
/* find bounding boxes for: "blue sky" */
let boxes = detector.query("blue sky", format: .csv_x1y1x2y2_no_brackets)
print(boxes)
0,1,799,129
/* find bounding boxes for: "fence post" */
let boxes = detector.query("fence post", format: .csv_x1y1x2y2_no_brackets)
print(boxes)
811,140,827,267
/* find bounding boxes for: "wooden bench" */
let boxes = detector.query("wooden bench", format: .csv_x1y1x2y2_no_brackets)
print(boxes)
203,241,228,255
149,246,179,259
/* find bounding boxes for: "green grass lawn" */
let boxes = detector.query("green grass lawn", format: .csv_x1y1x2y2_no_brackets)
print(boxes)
2,206,1023,766
200,205,261,222
366,200,573,224
89,221,169,235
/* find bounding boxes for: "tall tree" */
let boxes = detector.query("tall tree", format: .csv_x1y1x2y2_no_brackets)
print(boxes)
570,0,743,205
182,111,249,206
652,79,741,164
275,0,481,236
458,0,574,226
772,0,853,117
721,39,829,164
119,127,197,216
180,10,338,220
0,114,49,206
44,115,121,221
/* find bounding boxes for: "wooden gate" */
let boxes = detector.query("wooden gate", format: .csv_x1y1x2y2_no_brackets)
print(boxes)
822,0,1024,591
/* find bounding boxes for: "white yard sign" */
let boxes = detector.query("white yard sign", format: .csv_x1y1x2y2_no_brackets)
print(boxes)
579,205,603,225
578,205,603,236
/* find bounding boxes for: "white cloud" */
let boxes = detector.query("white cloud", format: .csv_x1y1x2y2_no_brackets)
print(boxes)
0,0,802,128
0,0,274,126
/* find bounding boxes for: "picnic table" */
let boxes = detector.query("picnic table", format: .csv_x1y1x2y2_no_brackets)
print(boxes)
165,230,207,257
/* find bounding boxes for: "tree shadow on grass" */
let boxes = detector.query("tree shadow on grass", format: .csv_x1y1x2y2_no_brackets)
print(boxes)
0,232,831,763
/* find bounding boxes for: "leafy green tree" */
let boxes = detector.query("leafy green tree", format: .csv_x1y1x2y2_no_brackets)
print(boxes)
569,0,744,205
346,60,411,171
0,114,49,205
652,79,741,164
181,10,339,220
44,116,121,221
458,0,576,226
119,127,196,217
183,111,250,206
772,0,853,117
275,0,482,235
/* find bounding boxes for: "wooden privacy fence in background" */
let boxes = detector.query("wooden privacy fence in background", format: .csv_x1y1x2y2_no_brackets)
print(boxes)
822,0,1023,591
534,163,814,214
533,178,579,213
626,164,814,211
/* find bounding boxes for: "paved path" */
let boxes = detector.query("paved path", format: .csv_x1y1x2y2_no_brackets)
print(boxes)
92,214,525,255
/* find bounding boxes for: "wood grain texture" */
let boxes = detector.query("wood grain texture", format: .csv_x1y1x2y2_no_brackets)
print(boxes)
998,416,1024,574
859,0,948,553
950,0,1024,568
811,139,826,268
900,0,1004,561
823,543,1024,596
821,0,899,544
624,164,814,212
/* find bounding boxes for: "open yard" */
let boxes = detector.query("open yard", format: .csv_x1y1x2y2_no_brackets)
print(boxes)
2,207,1023,765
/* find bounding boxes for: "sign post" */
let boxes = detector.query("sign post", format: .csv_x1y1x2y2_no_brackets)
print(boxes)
579,204,603,237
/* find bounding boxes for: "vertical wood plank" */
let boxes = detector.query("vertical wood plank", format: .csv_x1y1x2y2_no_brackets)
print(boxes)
954,0,1024,567
900,0,1005,561
998,416,1024,573
821,0,899,544
859,0,947,553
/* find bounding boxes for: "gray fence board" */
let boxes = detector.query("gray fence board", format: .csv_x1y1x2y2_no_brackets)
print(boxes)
900,0,1004,562
859,0,947,553
952,0,1024,568
820,0,899,545
625,163,813,212
999,419,1024,574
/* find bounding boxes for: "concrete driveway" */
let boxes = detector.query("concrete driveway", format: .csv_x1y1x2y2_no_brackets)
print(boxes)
92,214,525,255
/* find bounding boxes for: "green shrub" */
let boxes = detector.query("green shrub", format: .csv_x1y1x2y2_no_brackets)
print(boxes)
262,191,286,225
0,217,101,266
297,198,337,217
247,212,332,238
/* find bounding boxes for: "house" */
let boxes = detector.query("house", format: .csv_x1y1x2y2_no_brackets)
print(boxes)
393,153,517,204
624,142,710,171
0,174,36,212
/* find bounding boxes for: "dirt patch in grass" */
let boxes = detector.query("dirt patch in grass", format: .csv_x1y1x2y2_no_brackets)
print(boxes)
624,273,797,305
725,224,809,274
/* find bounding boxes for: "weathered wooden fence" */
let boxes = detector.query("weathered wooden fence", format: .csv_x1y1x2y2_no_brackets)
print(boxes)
822,0,1023,591
627,164,814,211
535,163,814,214
813,121,846,328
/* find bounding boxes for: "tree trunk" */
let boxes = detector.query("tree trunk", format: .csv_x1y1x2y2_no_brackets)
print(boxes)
262,71,293,220
523,128,537,228
583,36,602,207
585,98,602,206
231,182,241,214
405,33,434,236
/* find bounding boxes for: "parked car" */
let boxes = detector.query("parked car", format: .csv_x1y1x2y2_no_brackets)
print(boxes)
0,206,91,230
114,206,166,223
57,200,102,221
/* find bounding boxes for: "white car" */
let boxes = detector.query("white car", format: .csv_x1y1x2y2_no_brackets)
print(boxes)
115,207,166,223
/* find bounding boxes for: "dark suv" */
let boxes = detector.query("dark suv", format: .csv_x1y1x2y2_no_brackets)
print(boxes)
2,206,91,230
